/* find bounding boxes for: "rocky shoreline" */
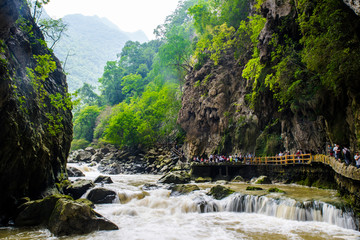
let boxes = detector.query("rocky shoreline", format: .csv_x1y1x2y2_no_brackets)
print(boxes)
67,145,189,176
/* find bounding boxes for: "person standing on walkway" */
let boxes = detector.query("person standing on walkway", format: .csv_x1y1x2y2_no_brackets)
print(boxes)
355,152,360,168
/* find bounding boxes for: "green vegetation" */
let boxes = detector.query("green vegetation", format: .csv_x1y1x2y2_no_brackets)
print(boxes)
246,186,263,191
53,14,148,92
72,1,197,149
71,0,360,152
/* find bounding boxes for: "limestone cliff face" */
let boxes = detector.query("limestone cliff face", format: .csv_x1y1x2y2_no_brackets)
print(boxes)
0,0,72,223
178,0,360,158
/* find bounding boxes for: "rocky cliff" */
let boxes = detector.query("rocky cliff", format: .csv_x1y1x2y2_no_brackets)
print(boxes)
0,0,72,223
178,0,360,158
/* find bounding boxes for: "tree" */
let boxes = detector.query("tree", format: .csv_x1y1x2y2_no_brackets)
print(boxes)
73,105,101,142
75,83,100,106
26,0,68,50
38,18,67,49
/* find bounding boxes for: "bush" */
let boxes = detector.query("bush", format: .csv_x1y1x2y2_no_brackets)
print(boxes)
70,139,90,151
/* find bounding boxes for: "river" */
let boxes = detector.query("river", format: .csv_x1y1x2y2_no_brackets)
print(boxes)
1,163,360,240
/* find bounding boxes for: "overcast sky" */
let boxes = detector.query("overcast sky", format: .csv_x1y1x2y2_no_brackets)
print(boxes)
44,0,180,39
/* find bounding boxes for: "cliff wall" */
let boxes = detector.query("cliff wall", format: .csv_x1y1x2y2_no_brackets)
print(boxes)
0,0,72,223
178,0,360,158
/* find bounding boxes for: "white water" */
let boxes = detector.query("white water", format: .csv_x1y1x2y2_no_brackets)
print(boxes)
1,163,360,240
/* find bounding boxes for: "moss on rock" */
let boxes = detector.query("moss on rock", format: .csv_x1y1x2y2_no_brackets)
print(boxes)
268,187,285,193
207,185,235,200
246,186,263,191
48,198,118,236
158,171,191,184
195,177,212,183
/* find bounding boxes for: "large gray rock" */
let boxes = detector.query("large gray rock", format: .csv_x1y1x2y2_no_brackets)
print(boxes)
14,195,118,236
64,179,95,199
48,198,118,236
15,195,71,226
67,167,85,177
87,188,117,204
94,175,113,184
158,171,191,184
75,150,92,162
98,161,122,175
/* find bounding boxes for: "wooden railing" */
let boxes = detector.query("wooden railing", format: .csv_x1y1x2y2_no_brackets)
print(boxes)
193,154,313,166
243,154,312,165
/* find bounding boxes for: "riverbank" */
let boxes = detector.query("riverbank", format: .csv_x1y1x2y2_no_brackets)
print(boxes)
1,163,359,239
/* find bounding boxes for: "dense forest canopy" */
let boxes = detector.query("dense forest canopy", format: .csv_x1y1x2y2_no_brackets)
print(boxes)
71,0,360,153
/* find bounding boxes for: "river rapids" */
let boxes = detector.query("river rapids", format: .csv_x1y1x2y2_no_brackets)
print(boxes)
1,163,360,240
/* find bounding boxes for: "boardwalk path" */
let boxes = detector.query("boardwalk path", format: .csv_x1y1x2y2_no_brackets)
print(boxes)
191,154,360,182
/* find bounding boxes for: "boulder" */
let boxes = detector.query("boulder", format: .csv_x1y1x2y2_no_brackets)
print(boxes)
48,198,118,236
158,171,191,184
98,161,122,175
94,175,113,184
67,167,85,177
64,179,95,199
75,150,92,162
207,185,235,200
100,147,110,155
232,176,245,182
170,184,200,196
15,195,72,226
87,188,117,204
253,176,272,184
85,147,96,155
141,183,160,191
75,198,95,208
91,154,102,163
195,177,212,183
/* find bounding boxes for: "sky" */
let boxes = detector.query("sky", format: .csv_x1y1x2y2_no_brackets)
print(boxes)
44,0,181,39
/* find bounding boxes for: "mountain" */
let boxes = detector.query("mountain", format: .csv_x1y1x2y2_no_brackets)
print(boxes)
53,14,148,92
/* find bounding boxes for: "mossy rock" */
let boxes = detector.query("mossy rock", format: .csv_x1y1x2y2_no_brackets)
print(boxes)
158,171,191,184
254,176,272,184
268,187,285,193
246,186,263,191
171,184,200,196
195,177,212,183
232,176,245,182
48,198,118,236
15,194,73,226
64,179,95,199
75,198,95,208
207,185,235,200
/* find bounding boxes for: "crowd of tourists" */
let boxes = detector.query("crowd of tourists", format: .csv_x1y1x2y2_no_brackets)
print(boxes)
192,153,254,164
191,146,360,169
328,144,360,168
191,150,309,164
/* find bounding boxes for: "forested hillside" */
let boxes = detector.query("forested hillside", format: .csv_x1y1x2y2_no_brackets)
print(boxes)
53,14,148,92
72,0,360,158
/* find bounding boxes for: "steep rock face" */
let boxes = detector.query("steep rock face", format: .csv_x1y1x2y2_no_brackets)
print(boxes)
0,0,72,223
178,51,257,157
178,0,360,158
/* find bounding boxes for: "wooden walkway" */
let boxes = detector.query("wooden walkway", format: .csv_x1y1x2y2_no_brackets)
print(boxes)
192,154,360,181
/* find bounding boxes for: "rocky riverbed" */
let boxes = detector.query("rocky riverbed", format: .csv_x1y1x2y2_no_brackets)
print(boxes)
67,145,190,176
